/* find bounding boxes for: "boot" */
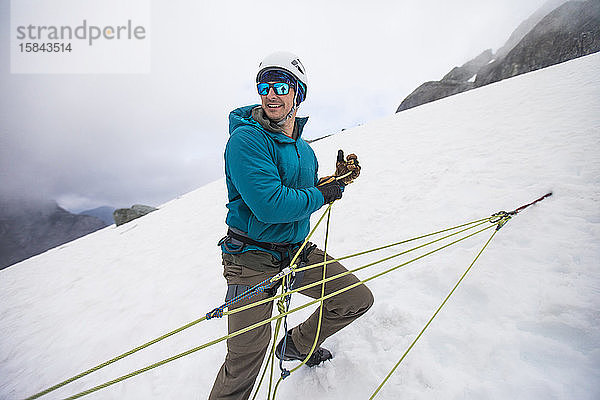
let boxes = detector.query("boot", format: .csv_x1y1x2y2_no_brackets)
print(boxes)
275,330,332,367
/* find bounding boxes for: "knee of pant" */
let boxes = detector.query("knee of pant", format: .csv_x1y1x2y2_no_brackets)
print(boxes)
329,283,374,318
356,284,374,315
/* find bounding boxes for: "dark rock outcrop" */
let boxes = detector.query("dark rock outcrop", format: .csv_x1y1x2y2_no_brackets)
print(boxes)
0,198,107,269
396,49,493,112
396,0,599,113
396,81,475,113
441,49,494,82
495,0,569,60
475,0,600,87
113,204,158,226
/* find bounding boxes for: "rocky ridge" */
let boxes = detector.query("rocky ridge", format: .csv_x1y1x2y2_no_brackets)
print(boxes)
0,198,107,269
397,0,599,112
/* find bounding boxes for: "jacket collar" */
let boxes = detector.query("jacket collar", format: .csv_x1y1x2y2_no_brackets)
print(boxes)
229,105,309,144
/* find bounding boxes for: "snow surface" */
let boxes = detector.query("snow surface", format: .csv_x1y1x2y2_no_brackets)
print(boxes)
1,53,599,400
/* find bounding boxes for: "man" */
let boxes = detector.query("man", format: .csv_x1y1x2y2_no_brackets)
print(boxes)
209,51,374,400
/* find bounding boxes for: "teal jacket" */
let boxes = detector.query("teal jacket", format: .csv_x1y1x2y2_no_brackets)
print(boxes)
222,105,325,255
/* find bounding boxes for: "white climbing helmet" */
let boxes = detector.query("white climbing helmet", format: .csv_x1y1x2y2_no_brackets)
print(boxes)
256,51,308,103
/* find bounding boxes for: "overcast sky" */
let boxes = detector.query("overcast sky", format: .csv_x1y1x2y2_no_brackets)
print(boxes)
0,0,551,212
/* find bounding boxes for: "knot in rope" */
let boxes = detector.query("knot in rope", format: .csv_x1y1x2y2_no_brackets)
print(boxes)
277,299,286,314
206,307,224,320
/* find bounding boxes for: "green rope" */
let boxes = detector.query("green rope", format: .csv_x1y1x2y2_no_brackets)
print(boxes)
59,206,335,400
225,218,493,320
59,222,497,399
23,187,548,400
23,315,208,400
228,217,497,398
26,209,486,400
50,190,554,400
369,219,506,399
25,204,333,400
293,217,493,273
250,295,284,400
26,210,496,400
272,206,332,399
287,203,334,271
60,297,309,400
252,204,334,400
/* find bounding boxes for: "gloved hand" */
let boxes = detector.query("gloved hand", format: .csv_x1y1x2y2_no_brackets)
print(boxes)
316,180,343,204
335,150,361,185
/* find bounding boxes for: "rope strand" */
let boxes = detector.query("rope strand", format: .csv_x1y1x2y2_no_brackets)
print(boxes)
369,228,500,399
272,206,333,399
26,192,550,400
58,222,498,399
25,215,492,400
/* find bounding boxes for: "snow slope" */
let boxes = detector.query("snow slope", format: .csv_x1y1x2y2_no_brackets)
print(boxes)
1,53,599,400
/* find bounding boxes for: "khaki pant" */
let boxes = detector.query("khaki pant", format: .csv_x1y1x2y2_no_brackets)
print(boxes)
208,248,374,400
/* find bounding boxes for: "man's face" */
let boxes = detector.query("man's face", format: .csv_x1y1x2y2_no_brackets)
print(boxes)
260,82,295,122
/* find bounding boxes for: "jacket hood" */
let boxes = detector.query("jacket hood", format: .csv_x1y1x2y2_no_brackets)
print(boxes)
228,105,309,143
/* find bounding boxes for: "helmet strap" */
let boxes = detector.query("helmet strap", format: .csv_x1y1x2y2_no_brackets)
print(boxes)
275,85,299,127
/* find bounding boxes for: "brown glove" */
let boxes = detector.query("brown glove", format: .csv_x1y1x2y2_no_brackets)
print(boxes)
335,150,361,185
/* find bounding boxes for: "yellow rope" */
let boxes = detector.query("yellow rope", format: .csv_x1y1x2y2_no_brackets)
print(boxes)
23,185,551,400
53,189,556,400
272,206,332,399
59,223,497,399
26,210,499,400
226,219,493,319
250,295,284,400
369,223,504,398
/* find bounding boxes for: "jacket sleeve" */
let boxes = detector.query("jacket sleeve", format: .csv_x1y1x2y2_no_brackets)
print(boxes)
226,128,325,224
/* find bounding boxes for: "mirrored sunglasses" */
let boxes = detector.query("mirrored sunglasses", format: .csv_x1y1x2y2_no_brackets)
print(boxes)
257,82,291,96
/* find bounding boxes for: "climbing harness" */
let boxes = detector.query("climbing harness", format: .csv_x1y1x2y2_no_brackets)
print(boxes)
23,193,552,400
207,211,325,321
220,228,302,258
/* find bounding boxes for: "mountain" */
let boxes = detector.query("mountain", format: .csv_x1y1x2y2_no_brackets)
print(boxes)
78,206,116,226
475,0,600,86
0,198,107,269
396,0,599,112
396,49,493,113
1,53,599,399
494,0,570,60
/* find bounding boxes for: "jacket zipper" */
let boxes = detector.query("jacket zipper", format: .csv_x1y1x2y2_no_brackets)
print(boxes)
294,142,301,187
